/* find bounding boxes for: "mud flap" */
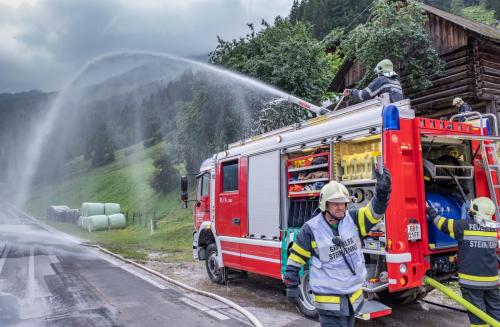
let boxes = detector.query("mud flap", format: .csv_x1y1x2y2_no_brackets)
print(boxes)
355,300,392,320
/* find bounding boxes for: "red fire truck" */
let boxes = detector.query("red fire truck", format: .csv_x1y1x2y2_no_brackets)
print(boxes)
181,98,500,320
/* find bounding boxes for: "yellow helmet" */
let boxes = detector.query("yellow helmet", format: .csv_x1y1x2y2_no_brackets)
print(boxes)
453,97,464,107
374,59,394,75
470,197,496,221
319,181,351,211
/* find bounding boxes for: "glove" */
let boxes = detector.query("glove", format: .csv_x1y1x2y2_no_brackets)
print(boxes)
286,285,300,304
426,204,438,220
375,167,392,195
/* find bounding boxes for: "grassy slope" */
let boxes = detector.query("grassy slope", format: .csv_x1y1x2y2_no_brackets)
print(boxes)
27,142,194,262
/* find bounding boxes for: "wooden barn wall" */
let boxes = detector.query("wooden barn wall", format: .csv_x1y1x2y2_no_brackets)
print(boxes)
425,13,468,55
477,40,500,100
404,45,475,115
331,11,499,119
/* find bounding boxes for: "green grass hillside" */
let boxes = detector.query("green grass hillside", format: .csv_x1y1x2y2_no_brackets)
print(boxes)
27,142,194,262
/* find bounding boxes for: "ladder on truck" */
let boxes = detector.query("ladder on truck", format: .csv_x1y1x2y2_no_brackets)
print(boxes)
450,111,500,220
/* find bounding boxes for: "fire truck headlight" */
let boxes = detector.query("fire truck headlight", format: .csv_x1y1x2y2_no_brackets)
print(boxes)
399,263,407,274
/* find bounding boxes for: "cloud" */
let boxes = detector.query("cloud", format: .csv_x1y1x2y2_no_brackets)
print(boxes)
0,0,292,92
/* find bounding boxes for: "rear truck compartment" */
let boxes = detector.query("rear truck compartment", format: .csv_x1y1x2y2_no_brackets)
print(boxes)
187,100,500,321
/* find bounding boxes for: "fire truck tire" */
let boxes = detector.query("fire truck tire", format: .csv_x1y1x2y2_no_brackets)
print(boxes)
296,270,319,320
205,244,227,284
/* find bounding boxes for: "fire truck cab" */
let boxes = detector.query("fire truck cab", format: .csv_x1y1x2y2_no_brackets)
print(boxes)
183,98,500,320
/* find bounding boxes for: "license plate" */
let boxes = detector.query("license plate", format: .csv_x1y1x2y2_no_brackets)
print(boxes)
408,223,421,241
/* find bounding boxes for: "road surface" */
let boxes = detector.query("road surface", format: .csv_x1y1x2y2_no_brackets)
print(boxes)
0,203,249,327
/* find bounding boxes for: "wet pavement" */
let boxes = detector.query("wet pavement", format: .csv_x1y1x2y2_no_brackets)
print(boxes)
0,203,249,326
147,261,471,327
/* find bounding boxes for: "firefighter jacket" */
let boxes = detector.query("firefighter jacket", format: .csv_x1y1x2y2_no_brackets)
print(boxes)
284,200,388,315
351,75,404,103
457,103,472,122
432,215,499,289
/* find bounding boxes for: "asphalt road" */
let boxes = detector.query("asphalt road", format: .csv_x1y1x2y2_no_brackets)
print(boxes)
0,204,249,327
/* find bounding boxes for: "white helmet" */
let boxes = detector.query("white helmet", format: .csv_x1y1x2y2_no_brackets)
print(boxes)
319,181,351,212
470,197,498,228
453,97,464,107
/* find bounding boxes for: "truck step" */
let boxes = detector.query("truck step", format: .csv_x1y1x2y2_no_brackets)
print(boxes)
356,299,392,320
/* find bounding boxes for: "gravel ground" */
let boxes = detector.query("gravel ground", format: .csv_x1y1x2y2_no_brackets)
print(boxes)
146,260,471,327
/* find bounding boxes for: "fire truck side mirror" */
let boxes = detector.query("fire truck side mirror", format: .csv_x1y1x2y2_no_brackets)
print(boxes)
180,176,188,208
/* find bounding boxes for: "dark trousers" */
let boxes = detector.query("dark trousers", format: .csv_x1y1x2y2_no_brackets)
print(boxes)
318,304,355,327
461,287,500,326
319,313,355,327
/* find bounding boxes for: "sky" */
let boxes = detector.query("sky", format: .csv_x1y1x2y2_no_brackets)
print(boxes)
0,0,292,93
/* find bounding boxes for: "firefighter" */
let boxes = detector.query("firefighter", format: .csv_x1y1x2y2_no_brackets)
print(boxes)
343,59,404,104
427,197,500,327
284,167,392,326
453,97,472,122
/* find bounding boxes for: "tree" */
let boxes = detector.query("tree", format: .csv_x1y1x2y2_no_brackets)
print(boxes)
461,5,496,24
149,152,178,194
341,0,445,90
289,0,373,39
87,123,116,168
210,17,340,131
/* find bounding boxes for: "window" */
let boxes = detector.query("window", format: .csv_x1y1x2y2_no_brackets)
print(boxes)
201,173,210,197
222,160,238,192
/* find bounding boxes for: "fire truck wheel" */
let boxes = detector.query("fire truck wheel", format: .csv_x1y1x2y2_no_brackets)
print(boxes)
205,244,227,284
296,270,319,320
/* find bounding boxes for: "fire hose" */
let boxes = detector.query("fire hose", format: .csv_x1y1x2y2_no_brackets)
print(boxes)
424,277,500,327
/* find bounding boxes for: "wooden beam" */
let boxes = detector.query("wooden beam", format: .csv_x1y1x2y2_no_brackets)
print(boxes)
482,66,500,78
480,59,500,72
411,86,471,105
479,51,500,63
442,47,470,61
446,56,468,69
407,78,472,99
480,88,500,97
478,40,500,54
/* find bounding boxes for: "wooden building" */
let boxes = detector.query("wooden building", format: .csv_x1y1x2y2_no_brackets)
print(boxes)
330,4,500,120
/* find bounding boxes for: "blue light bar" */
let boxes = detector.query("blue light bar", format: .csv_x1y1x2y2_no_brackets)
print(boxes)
382,104,400,131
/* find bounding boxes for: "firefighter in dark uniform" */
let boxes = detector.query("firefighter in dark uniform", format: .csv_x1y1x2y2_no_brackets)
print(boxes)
453,97,473,122
343,59,404,104
284,168,392,327
427,197,500,327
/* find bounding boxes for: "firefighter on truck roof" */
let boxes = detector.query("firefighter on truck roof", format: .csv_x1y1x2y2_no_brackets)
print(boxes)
343,59,404,104
427,197,500,327
284,167,392,327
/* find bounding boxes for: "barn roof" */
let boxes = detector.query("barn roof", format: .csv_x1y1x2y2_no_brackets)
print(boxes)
421,4,500,42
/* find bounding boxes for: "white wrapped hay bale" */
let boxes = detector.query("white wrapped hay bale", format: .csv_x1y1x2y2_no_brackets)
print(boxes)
107,213,126,229
86,215,109,232
81,203,105,217
104,203,121,215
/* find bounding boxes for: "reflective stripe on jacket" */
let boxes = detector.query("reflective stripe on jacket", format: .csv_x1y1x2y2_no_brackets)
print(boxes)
284,200,385,314
351,75,404,103
307,212,367,296
433,215,498,289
